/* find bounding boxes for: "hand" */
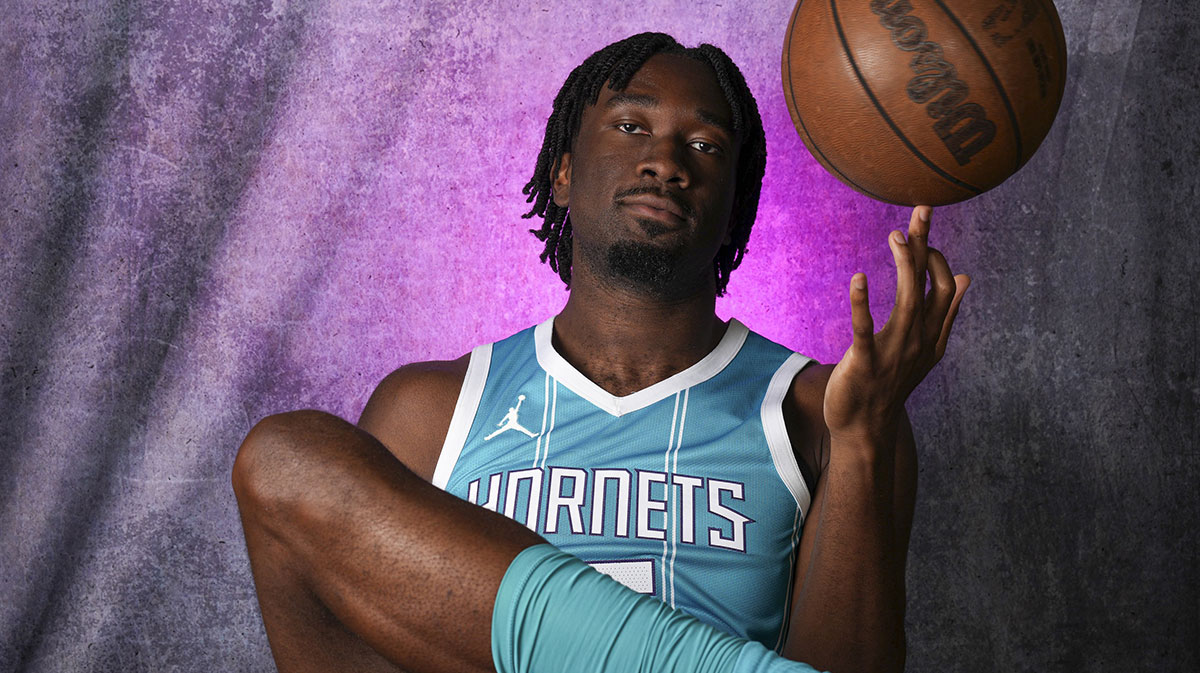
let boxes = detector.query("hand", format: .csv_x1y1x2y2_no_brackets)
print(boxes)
823,206,970,444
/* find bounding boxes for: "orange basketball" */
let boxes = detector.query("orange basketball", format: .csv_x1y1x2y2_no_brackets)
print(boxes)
782,0,1067,206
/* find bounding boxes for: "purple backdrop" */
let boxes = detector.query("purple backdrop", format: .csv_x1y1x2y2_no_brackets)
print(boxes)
3,1,1197,671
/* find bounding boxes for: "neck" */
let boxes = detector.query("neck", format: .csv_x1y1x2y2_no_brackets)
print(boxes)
553,271,727,397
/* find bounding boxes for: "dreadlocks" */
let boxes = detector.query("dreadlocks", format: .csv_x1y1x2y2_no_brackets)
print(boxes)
521,32,767,297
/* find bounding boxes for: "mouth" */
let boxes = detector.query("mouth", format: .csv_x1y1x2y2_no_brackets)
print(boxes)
617,194,689,226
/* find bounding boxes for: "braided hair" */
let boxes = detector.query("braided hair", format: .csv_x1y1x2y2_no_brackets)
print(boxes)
521,32,767,297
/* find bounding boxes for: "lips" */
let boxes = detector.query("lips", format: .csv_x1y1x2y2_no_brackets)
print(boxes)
618,194,689,225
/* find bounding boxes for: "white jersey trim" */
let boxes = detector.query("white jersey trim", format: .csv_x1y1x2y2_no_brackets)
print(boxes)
534,317,749,417
761,352,814,513
432,343,493,490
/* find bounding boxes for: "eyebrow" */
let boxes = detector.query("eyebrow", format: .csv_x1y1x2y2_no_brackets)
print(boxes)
604,92,660,110
603,92,736,137
695,108,736,137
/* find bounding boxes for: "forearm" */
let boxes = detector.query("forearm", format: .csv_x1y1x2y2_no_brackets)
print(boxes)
784,432,910,673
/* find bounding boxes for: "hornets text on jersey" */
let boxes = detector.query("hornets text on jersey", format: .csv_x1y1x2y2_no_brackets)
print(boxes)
432,316,814,651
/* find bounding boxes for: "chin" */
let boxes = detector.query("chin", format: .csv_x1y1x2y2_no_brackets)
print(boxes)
604,240,687,297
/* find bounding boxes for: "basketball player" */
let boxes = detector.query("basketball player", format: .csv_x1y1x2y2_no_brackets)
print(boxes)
232,33,969,673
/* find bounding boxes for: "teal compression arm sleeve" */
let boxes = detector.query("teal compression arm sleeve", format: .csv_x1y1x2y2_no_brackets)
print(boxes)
492,544,822,673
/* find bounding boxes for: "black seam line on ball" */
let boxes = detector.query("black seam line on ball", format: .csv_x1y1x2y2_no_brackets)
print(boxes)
830,0,982,195
931,0,1023,172
785,0,893,203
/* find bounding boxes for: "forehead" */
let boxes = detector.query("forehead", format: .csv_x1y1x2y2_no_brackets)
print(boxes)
595,53,734,133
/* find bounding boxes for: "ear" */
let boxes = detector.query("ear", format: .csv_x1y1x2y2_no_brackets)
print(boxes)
552,152,572,208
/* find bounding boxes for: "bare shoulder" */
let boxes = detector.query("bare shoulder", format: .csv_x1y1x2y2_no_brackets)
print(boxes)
358,354,471,482
782,362,836,480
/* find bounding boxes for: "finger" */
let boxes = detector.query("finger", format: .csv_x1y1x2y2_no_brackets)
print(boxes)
934,274,971,360
907,206,932,301
887,229,917,337
924,247,956,340
849,273,875,354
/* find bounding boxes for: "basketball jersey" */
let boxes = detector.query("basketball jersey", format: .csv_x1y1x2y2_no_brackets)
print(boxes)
432,316,815,650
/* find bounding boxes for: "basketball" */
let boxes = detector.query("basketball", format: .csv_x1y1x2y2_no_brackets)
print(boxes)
782,0,1067,206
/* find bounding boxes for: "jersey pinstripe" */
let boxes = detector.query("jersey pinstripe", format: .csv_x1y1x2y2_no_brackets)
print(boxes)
433,317,815,650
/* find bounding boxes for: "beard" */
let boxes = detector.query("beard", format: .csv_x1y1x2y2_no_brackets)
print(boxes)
604,232,686,297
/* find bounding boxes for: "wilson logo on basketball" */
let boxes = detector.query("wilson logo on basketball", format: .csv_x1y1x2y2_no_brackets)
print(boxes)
870,0,997,167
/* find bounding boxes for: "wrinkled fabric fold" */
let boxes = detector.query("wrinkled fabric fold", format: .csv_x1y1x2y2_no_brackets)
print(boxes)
492,544,820,673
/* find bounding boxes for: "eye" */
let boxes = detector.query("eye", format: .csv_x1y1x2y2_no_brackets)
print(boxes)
616,122,646,134
690,140,721,155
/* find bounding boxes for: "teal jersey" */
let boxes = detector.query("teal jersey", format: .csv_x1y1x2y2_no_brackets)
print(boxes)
433,317,815,651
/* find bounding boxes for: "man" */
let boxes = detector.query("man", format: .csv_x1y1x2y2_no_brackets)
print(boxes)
232,33,969,673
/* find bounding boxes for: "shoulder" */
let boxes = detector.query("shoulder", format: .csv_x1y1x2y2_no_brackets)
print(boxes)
358,354,471,481
786,360,834,417
782,361,836,481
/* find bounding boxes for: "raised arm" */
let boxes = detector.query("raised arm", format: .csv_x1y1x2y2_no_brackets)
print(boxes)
783,369,917,672
782,206,970,673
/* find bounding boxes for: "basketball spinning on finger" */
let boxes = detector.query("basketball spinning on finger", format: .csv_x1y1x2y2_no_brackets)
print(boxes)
783,0,1067,206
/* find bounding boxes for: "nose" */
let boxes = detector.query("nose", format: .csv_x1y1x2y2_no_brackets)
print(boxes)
636,137,690,188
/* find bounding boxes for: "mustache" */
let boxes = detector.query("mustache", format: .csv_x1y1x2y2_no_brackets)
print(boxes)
612,186,694,219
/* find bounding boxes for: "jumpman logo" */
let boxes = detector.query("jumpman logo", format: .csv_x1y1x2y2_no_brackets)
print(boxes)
484,394,539,441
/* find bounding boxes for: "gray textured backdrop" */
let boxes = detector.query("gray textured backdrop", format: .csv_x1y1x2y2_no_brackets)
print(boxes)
2,1,1197,672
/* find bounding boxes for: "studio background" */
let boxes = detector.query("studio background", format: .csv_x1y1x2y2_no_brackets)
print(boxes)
2,1,1196,671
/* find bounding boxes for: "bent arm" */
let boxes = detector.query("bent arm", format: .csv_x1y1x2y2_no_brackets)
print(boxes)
782,368,917,673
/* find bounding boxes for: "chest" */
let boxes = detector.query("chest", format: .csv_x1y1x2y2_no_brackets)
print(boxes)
431,321,814,648
444,371,803,647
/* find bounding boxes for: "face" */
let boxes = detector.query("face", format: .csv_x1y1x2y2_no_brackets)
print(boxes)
552,53,741,299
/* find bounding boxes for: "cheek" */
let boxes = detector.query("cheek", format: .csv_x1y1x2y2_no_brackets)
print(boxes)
570,152,625,209
706,169,738,219
720,166,740,215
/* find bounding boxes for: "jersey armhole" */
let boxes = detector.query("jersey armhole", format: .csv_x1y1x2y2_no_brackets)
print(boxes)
431,343,493,490
760,352,815,517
